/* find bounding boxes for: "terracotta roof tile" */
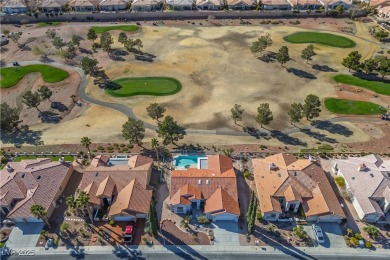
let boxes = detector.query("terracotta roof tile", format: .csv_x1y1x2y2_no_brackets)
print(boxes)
204,187,240,215
169,184,203,205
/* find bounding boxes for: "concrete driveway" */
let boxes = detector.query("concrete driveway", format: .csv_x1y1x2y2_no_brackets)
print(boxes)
211,221,239,246
6,223,44,248
304,222,347,248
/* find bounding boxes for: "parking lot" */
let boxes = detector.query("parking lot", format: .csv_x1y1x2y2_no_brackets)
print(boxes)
304,223,346,248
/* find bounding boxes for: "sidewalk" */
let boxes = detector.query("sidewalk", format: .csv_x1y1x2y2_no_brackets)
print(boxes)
5,244,389,257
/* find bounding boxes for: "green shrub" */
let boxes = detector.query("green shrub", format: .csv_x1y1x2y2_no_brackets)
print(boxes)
365,241,373,248
363,225,380,240
0,242,5,248
97,146,104,150
318,144,333,150
334,176,346,187
107,146,114,150
127,144,133,149
197,216,210,224
113,143,119,147
293,225,307,239
109,220,115,226
120,143,126,147
354,233,363,240
350,236,359,245
243,169,250,178
53,237,59,245
59,223,69,233
256,212,263,221
271,21,279,25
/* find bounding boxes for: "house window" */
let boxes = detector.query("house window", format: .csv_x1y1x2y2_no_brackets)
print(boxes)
177,207,184,213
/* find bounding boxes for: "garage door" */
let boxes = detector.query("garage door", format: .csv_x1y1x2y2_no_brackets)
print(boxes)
14,218,43,223
213,214,238,222
113,215,135,221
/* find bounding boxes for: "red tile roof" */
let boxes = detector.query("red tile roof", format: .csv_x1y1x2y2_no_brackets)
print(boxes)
204,187,240,215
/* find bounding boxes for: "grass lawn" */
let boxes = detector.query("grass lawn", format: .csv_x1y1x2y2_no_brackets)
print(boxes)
333,74,390,96
283,32,356,48
91,25,139,34
324,98,387,115
37,21,62,27
106,77,182,97
0,64,69,88
13,155,74,162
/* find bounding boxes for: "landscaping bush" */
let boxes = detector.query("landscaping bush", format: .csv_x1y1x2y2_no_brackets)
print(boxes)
271,21,279,25
113,143,119,147
293,225,307,240
327,9,339,17
350,236,359,245
60,223,69,234
363,225,380,240
97,146,104,150
120,143,126,147
109,220,115,226
256,212,263,221
243,169,250,178
334,176,346,187
354,233,363,240
107,146,114,150
127,144,133,149
318,144,333,150
365,241,373,248
197,216,210,224
53,237,59,246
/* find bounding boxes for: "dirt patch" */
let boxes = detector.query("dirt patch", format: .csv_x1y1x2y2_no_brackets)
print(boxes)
336,84,390,108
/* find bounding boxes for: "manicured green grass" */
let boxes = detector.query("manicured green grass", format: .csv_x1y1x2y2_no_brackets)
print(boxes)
91,25,139,34
283,32,356,48
324,98,387,115
37,21,62,27
106,77,182,97
333,74,390,96
0,64,69,88
13,155,74,162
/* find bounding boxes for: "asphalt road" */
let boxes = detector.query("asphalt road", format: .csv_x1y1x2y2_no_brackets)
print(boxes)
6,252,390,260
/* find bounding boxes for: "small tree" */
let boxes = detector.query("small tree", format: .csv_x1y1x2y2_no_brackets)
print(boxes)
334,176,346,187
146,103,166,122
52,36,66,50
45,29,57,40
342,51,361,72
76,191,93,223
22,91,41,112
293,225,307,239
60,223,70,234
362,58,377,74
276,46,290,67
288,102,303,125
157,115,185,146
100,32,113,56
71,35,82,48
87,29,97,42
151,138,160,169
37,86,53,102
231,104,244,125
122,117,145,146
301,44,316,63
30,204,50,228
81,57,99,76
118,32,128,44
363,225,380,240
0,102,20,133
80,136,92,155
335,5,344,14
377,57,390,79
148,201,159,238
9,32,22,46
302,94,321,121
250,33,272,56
63,43,78,61
256,103,273,128
375,29,389,42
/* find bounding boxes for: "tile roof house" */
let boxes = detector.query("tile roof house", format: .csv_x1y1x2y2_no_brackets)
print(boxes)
165,0,194,10
68,0,99,11
262,0,292,10
0,158,73,222
99,0,129,11
1,0,28,13
78,155,153,221
378,5,390,19
318,0,353,10
38,0,68,12
196,0,223,10
332,154,390,223
227,0,257,10
287,0,323,9
370,0,390,8
253,153,345,222
169,154,240,222
131,0,163,11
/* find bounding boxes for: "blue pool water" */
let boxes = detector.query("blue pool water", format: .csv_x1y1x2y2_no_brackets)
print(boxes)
175,156,200,168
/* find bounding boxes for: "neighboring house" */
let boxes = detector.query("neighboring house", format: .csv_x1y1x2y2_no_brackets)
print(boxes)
227,0,257,10
196,0,223,10
0,158,73,222
99,0,128,11
370,0,390,8
169,154,240,222
39,0,67,12
131,0,163,11
1,0,28,13
288,0,323,9
78,155,153,222
378,5,390,18
253,153,345,223
318,0,353,9
165,0,194,10
68,0,99,11
332,154,390,223
262,0,292,10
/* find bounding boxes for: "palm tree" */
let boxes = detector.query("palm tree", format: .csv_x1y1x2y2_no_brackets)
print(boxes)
66,195,78,215
30,204,50,228
151,138,160,169
77,191,93,223
80,137,92,155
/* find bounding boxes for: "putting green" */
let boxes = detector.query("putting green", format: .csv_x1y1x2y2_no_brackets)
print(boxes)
0,64,69,88
91,25,139,34
333,74,390,96
106,77,182,97
324,98,387,115
283,32,356,48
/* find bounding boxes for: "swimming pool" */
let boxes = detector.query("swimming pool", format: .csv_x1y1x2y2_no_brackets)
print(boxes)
175,155,205,169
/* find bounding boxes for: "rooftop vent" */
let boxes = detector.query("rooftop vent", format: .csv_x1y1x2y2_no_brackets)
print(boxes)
37,176,41,180
358,163,367,171
6,164,13,172
59,156,65,163
309,155,317,162
95,172,98,177
198,180,202,185
206,180,209,185
277,173,281,177
294,172,297,176
269,163,278,171
21,174,25,178
352,177,355,180
370,173,374,178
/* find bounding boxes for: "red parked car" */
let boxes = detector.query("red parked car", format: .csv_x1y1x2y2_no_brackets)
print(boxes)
123,221,136,244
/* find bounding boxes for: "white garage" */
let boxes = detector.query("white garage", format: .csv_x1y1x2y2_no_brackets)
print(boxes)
210,212,239,222
112,215,135,221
